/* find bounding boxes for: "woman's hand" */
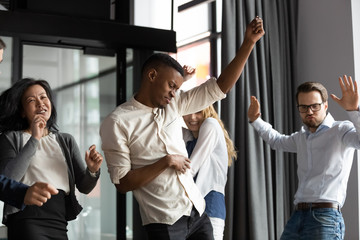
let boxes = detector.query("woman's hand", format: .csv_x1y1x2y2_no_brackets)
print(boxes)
30,115,47,140
85,145,103,174
183,65,196,82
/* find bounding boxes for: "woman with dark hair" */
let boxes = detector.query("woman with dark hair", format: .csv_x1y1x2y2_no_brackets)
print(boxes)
0,78,103,240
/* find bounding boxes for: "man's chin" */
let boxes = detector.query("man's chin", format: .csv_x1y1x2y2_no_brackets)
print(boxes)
157,103,166,109
304,121,319,129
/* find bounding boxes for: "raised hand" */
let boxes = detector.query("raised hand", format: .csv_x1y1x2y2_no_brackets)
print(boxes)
85,145,103,174
330,75,359,111
248,96,261,122
24,182,58,206
30,115,47,140
244,16,265,44
183,65,196,82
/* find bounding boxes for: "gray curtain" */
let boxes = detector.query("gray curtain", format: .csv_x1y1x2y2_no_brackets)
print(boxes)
221,1,299,239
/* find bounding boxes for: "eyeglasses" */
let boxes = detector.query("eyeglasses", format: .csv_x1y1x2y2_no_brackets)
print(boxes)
297,103,323,113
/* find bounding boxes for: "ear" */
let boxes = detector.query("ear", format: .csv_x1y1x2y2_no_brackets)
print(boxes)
148,69,157,83
324,101,328,111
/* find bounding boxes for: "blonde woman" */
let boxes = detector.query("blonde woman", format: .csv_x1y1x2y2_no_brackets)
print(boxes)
183,104,237,240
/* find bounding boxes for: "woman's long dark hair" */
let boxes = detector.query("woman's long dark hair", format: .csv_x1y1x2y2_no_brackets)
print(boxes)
0,78,58,133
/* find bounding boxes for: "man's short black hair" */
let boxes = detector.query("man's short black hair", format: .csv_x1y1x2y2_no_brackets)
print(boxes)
141,53,184,77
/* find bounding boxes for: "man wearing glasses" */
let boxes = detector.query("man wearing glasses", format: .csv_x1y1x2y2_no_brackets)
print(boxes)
247,75,359,240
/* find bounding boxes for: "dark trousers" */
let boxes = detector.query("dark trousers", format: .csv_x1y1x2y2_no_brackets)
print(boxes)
145,207,214,240
7,190,68,240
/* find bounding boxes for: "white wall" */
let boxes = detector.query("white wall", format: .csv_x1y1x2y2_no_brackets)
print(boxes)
298,1,359,239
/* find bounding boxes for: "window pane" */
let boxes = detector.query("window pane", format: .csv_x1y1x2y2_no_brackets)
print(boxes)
172,40,211,91
174,1,210,42
134,0,172,30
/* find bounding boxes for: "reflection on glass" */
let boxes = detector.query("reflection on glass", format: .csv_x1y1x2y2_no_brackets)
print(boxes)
23,45,117,240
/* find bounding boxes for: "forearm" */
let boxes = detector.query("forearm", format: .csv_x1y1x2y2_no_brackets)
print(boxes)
115,156,170,193
216,39,255,94
251,118,297,152
67,135,100,194
0,135,38,181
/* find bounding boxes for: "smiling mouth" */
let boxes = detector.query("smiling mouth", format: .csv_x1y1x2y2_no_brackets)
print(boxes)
37,109,47,114
188,121,199,126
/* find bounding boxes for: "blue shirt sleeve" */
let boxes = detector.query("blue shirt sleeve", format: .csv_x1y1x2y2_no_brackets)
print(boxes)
0,175,28,210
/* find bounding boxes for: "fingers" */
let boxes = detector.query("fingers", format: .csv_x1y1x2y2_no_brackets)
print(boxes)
88,144,96,151
334,75,359,111
24,182,58,206
248,96,261,122
250,95,258,103
252,16,264,34
354,77,358,92
330,93,340,102
30,115,47,139
33,115,47,127
86,144,103,173
183,65,196,81
249,96,260,109
183,65,194,72
340,75,356,92
89,146,103,162
184,158,191,169
180,158,191,174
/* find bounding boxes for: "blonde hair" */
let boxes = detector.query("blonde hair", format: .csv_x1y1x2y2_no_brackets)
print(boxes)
202,104,237,166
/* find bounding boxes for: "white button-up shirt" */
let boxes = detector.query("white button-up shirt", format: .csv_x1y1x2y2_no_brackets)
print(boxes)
100,78,225,225
183,117,228,197
251,111,360,207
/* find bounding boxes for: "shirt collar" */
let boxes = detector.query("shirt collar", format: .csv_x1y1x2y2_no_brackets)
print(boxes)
130,95,155,110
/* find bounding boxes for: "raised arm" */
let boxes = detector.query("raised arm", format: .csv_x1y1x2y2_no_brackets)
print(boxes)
330,75,359,111
217,16,265,94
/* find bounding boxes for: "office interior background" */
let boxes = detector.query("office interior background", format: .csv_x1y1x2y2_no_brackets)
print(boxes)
1,0,360,239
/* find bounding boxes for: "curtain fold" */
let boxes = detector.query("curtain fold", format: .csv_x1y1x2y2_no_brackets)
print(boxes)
221,1,298,239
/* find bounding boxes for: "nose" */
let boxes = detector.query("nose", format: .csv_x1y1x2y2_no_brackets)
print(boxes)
170,89,175,98
190,113,197,120
36,98,44,107
306,106,313,114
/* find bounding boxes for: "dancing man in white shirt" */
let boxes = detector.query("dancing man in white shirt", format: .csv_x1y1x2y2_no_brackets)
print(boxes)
100,17,264,240
248,76,360,240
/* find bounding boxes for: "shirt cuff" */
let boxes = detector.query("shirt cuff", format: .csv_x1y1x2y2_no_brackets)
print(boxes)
87,168,100,178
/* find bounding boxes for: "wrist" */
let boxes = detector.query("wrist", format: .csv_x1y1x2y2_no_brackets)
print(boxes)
87,168,99,177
